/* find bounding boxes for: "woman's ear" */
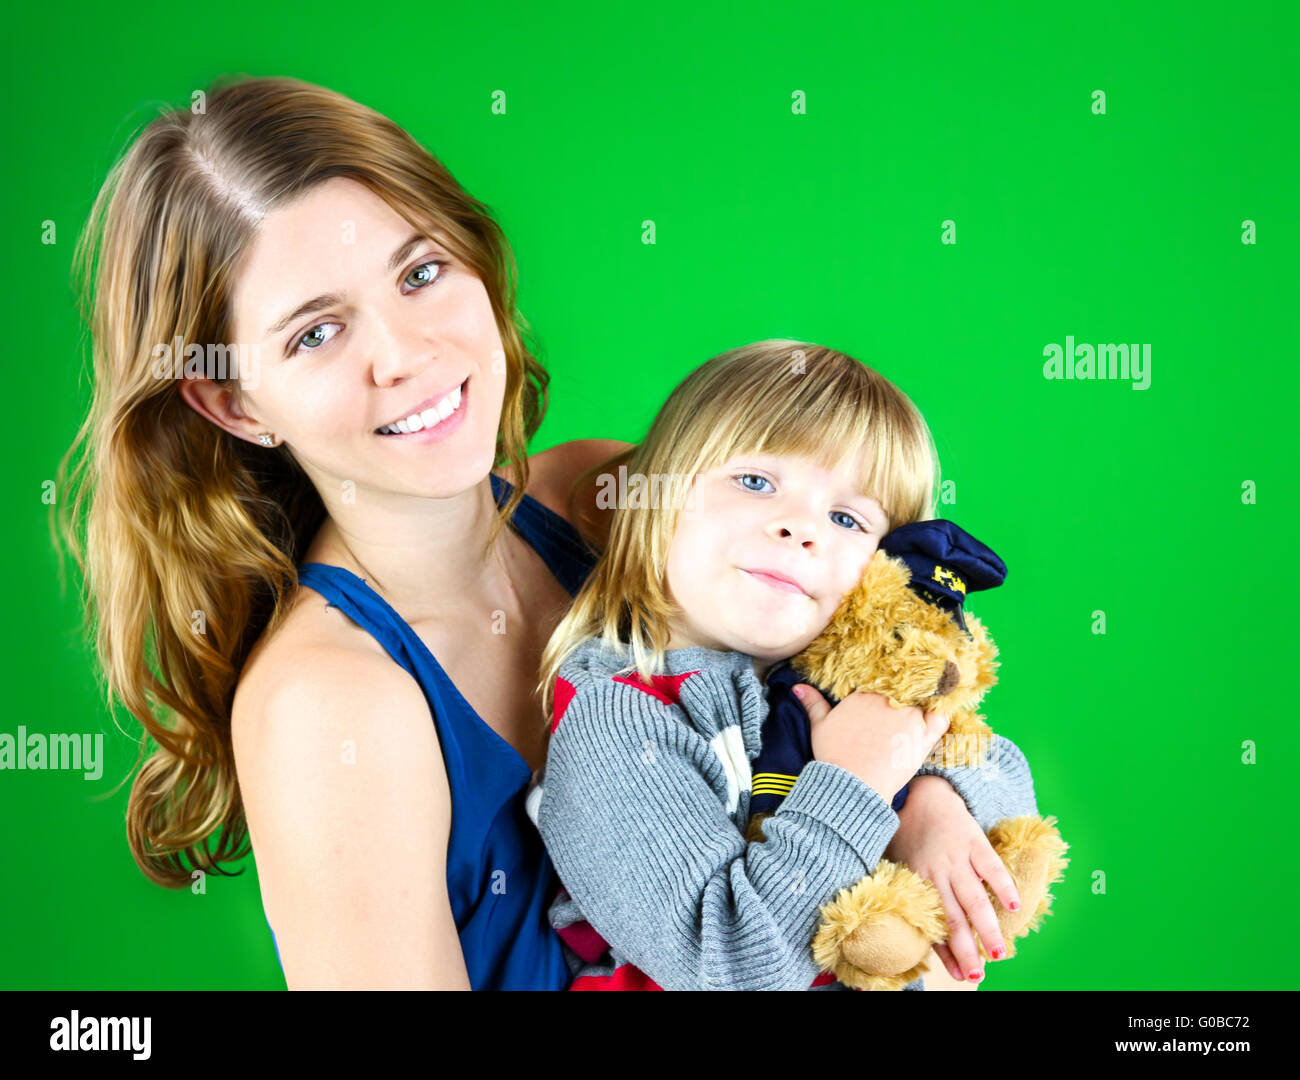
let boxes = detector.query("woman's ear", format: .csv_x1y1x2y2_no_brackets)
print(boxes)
177,377,266,445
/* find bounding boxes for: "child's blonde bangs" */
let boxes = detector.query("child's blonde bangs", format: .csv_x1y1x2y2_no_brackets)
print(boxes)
656,341,938,530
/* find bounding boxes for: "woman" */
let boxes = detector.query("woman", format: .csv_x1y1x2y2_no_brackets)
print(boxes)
57,73,629,988
57,74,980,990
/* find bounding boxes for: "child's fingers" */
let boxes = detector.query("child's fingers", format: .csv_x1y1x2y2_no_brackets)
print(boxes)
918,710,950,761
950,861,1007,964
971,841,1022,922
792,684,831,723
922,709,951,738
931,941,965,982
931,877,986,984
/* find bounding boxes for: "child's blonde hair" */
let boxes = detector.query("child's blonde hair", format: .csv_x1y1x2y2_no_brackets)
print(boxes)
538,339,940,720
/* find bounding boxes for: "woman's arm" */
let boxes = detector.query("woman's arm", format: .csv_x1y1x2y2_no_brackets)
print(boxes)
233,645,468,989
537,676,901,991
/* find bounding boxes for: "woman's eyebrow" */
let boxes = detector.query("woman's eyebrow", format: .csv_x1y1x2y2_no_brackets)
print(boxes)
265,290,345,338
263,231,429,338
385,231,431,272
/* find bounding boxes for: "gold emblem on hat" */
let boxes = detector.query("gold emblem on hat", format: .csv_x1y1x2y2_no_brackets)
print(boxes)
932,566,966,594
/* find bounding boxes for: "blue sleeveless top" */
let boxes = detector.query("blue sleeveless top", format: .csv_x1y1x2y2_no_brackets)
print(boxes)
265,472,599,989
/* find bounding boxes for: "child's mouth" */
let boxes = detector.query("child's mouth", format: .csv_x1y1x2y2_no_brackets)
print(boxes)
741,568,809,597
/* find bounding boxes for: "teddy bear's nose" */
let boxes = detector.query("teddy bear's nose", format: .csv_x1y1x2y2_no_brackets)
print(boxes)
934,660,960,697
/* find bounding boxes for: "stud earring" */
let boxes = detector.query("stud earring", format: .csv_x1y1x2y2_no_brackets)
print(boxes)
257,432,276,447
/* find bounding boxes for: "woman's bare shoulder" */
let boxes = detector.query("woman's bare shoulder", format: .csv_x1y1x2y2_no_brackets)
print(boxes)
230,584,465,987
231,585,436,789
495,439,634,547
544,439,637,489
493,439,630,515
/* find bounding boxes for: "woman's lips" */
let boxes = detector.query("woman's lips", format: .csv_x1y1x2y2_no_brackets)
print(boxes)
375,377,469,444
741,568,808,596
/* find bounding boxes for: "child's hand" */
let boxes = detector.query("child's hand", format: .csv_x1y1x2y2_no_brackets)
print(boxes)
797,684,949,801
884,775,1022,984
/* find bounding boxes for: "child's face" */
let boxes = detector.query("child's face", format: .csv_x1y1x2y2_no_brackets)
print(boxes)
664,451,889,664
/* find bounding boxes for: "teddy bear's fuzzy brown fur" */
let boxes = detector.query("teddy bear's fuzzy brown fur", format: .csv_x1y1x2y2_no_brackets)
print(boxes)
747,548,1069,991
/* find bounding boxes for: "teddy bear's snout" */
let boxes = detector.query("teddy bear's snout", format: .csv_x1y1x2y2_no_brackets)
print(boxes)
934,660,960,698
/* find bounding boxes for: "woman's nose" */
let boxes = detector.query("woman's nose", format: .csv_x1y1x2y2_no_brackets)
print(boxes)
371,343,431,389
368,309,435,386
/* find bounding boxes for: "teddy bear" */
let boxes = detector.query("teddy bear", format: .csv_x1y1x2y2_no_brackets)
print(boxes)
746,519,1069,991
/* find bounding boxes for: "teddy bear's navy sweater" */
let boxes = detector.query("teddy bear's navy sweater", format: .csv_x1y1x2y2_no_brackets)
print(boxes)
531,635,1041,991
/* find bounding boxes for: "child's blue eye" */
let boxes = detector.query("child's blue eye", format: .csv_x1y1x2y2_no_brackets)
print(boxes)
830,510,865,531
737,473,866,531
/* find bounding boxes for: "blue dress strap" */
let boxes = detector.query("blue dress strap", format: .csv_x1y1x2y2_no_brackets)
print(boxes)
268,469,599,989
488,471,601,595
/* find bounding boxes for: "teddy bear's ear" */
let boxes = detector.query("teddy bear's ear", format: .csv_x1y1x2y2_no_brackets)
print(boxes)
862,548,911,593
831,549,906,614
963,614,1001,691
824,549,914,630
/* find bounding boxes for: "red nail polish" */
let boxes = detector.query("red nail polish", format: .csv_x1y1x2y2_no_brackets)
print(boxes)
1009,900,1020,911
967,970,982,981
991,947,1004,960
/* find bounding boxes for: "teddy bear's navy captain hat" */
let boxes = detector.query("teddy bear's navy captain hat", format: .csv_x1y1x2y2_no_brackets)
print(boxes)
878,520,1007,633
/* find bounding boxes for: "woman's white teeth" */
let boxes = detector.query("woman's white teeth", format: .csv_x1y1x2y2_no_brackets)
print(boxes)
379,383,463,435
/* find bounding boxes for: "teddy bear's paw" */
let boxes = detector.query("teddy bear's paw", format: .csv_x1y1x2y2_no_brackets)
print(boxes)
743,814,771,845
840,913,934,977
986,815,1071,945
811,861,948,989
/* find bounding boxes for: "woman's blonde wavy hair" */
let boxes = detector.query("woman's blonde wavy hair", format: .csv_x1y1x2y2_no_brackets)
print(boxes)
54,75,549,888
537,339,941,720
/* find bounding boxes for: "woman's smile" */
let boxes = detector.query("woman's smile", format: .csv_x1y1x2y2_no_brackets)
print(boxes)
374,376,470,443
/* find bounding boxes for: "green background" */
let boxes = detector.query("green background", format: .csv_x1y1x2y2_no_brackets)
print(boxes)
3,0,1296,989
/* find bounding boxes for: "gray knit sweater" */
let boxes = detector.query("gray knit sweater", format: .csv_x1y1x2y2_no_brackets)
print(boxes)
531,636,1040,991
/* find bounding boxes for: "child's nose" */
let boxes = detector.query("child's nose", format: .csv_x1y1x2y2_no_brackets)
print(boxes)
772,520,819,548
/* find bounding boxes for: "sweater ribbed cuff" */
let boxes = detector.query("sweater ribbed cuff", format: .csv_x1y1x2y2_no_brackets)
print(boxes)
914,759,990,808
775,760,899,866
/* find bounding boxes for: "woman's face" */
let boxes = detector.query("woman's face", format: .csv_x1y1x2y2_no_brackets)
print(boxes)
193,176,507,504
664,451,890,664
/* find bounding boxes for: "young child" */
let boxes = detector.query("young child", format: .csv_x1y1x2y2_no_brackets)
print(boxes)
530,340,1039,990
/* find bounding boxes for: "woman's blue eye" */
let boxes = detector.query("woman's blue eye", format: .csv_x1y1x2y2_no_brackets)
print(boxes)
289,260,446,356
293,322,342,353
404,259,445,289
